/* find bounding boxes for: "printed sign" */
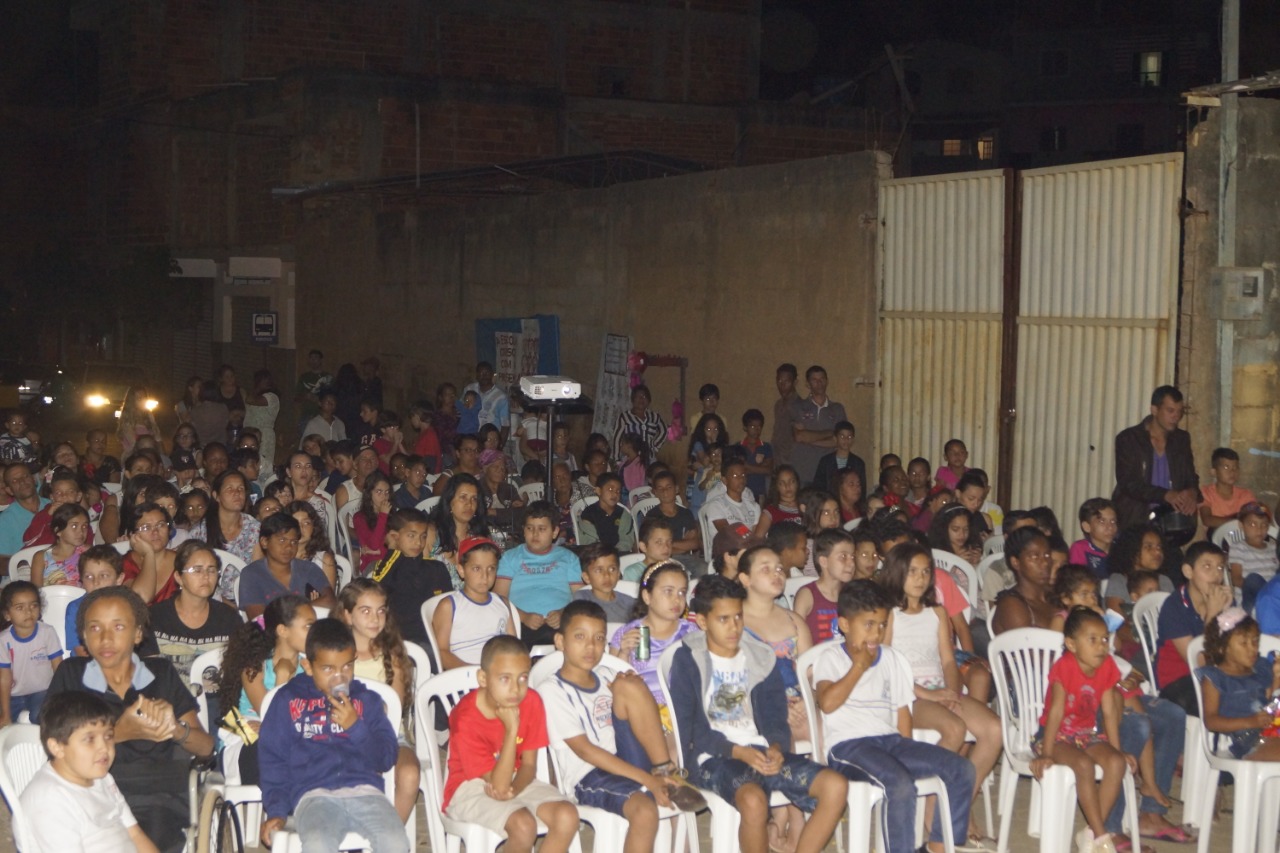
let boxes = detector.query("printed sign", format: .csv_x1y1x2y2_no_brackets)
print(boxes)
251,312,278,345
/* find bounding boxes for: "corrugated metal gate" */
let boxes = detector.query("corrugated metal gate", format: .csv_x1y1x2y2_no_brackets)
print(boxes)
878,153,1183,521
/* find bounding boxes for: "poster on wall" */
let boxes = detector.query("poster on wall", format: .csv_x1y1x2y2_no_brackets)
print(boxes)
474,315,561,390
592,333,633,439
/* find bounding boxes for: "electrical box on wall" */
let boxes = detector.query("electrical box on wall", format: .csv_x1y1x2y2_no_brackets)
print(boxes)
1210,266,1268,320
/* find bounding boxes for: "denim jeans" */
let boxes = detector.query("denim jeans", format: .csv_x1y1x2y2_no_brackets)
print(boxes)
1243,573,1268,615
1105,696,1186,834
828,734,975,853
9,690,46,722
294,793,408,853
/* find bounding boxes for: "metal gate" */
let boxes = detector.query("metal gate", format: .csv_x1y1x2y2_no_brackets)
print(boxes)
878,153,1183,522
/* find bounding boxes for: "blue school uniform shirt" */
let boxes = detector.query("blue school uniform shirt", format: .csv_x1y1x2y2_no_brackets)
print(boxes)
497,543,579,616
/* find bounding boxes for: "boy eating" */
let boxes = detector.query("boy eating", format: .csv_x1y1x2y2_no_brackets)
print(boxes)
259,619,407,852
495,502,583,647
573,543,636,621
1070,498,1118,582
542,601,705,853
813,579,975,853
444,635,579,853
578,473,636,551
668,575,847,853
21,691,160,852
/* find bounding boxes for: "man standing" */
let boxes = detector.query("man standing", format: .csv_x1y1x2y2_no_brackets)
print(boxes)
463,361,511,443
771,363,799,466
0,463,48,575
1112,385,1200,529
789,365,848,487
295,349,332,435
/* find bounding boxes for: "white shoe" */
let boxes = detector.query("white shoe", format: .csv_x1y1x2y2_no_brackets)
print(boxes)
1092,833,1117,853
1075,827,1095,853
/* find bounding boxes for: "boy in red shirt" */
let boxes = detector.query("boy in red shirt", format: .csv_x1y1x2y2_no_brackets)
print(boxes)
443,635,579,852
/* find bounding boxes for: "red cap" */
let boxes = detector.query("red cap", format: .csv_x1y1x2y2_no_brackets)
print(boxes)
458,536,498,560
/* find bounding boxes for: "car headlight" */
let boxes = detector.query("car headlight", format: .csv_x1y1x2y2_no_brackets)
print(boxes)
144,399,159,411
86,394,109,408
42,396,52,405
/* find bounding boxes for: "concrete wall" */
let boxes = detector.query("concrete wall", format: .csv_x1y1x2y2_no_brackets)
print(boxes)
294,151,889,464
1181,98,1280,505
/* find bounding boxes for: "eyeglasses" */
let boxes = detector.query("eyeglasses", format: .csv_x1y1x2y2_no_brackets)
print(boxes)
137,522,169,534
181,566,219,575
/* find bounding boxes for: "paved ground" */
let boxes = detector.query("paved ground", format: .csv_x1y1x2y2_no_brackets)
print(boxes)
0,764,1241,852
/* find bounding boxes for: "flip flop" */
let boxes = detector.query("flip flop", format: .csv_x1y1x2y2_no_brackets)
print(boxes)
1141,825,1194,843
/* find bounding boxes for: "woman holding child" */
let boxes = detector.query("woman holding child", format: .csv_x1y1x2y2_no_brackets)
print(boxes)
47,586,216,853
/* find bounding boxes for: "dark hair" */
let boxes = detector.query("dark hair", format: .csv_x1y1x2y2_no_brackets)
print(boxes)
837,578,893,618
906,456,930,473
632,559,688,620
638,514,673,543
1183,540,1226,568
689,414,728,456
1062,606,1107,640
229,447,259,470
804,365,826,380
833,421,854,436
812,528,853,573
558,599,607,634
259,511,301,540
867,511,912,549
126,501,172,537
1050,565,1097,609
386,507,428,532
480,634,528,670
520,459,546,482
356,471,393,530
1204,611,1259,664
595,471,623,491
205,470,250,551
1005,525,1049,565
173,538,220,576
763,464,799,510
218,593,313,708
80,544,124,576
50,501,90,537
1211,447,1240,465
1077,497,1116,525
776,363,798,380
697,383,720,401
263,480,293,505
1027,506,1063,540
432,473,490,554
618,431,649,468
798,488,837,536
927,504,976,555
305,617,356,662
955,472,985,494
477,423,502,450
0,581,40,627
39,691,115,755
77,586,149,641
1002,509,1035,535
762,522,803,555
944,438,967,454
878,542,936,609
690,572,746,615
736,545,778,577
285,501,329,559
577,542,619,573
1151,385,1183,407
1127,570,1162,596
336,578,409,686
879,453,902,469
522,500,557,526
741,408,764,428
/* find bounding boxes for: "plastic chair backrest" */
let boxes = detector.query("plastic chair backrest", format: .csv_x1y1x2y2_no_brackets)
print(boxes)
0,723,46,851
630,496,659,527
518,483,545,503
974,552,1004,601
1212,521,1243,551
932,549,978,612
332,553,353,591
628,486,654,507
39,584,86,653
529,650,635,688
697,506,715,562
570,496,598,544
794,640,842,763
782,575,811,610
336,502,359,557
618,554,646,576
416,496,442,514
415,666,482,777
1132,591,1171,685
656,642,690,766
404,640,436,691
615,579,640,599
983,534,1005,556
112,541,131,555
842,517,862,532
420,593,449,672
988,628,1064,758
187,647,226,723
9,545,44,582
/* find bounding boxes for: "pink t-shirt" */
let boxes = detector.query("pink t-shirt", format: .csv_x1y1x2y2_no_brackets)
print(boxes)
934,466,969,491
1200,483,1258,519
1039,651,1121,738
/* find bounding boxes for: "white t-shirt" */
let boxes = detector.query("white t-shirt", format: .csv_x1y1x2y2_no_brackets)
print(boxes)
20,763,137,853
703,493,762,531
704,650,766,749
539,666,624,793
812,643,915,746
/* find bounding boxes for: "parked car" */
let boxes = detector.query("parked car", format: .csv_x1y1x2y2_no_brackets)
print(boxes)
41,362,158,422
0,362,57,411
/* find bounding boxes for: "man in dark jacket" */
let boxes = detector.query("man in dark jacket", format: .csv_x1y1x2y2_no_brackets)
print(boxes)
1112,385,1200,529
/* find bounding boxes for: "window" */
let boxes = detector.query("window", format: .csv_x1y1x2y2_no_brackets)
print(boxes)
1040,50,1069,77
1135,51,1163,87
977,137,995,161
942,139,965,157
1039,126,1068,152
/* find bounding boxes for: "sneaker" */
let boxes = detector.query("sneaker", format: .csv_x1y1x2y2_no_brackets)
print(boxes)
1075,827,1095,853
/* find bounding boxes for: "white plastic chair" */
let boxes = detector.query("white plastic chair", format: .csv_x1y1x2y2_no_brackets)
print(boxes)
1187,633,1280,853
570,496,598,545
333,553,353,591
618,553,646,577
269,679,410,853
630,496,660,531
794,641,956,853
614,579,640,599
781,575,811,610
312,489,338,551
112,540,131,555
656,641,797,853
696,506,715,563
420,593,522,675
39,584,85,653
1131,591,1170,699
1211,520,1244,551
415,495,442,515
627,485,654,507
403,640,435,691
983,534,1006,556
0,723,46,851
988,628,1140,853
518,483,545,503
335,502,359,559
931,550,978,617
975,552,1005,607
529,650,696,853
415,667,576,853
841,517,862,532
8,545,44,582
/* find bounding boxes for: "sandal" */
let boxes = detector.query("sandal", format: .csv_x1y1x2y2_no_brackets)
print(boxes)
1141,825,1194,843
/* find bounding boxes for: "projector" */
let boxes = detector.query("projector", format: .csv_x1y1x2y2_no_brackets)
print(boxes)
519,375,582,401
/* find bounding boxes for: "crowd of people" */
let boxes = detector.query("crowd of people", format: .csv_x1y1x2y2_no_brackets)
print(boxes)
0,354,1275,853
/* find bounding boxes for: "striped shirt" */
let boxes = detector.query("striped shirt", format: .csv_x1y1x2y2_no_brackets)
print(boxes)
613,410,667,458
